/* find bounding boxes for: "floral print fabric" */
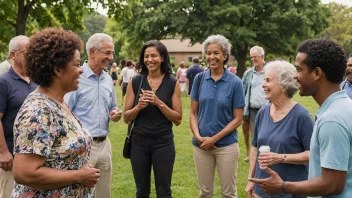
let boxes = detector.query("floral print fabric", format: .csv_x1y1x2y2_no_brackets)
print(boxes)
12,91,94,198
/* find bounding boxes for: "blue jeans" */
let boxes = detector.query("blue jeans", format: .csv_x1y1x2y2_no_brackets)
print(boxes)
130,132,175,198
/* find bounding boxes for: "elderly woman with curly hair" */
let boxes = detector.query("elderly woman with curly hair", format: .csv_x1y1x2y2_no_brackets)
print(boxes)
11,28,100,197
245,60,314,198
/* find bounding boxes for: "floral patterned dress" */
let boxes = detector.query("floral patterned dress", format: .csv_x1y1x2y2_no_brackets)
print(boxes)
11,91,94,198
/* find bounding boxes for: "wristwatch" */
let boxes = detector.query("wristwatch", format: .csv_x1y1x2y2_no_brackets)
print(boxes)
282,154,287,163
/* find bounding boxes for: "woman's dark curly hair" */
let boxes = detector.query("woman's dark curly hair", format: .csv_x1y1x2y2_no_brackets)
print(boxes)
297,39,346,83
25,28,82,86
136,40,172,75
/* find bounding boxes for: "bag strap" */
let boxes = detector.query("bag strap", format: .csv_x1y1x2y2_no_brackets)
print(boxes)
134,75,144,106
127,75,144,137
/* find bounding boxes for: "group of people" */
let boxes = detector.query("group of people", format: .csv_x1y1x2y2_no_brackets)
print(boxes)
0,27,352,198
175,57,205,97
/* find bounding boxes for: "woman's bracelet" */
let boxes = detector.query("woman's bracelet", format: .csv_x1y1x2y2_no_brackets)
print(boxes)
281,180,286,194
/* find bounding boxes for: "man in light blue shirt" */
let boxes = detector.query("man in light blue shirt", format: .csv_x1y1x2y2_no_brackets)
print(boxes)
249,39,352,197
340,54,352,99
242,46,268,162
66,33,122,198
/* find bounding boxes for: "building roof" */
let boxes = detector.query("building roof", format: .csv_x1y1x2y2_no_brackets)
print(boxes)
160,39,202,53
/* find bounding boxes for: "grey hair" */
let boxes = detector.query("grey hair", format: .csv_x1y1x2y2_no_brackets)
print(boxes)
265,60,298,98
250,46,265,56
202,34,232,64
86,33,113,57
7,35,29,59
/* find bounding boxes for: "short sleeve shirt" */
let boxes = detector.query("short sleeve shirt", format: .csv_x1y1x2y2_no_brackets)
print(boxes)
186,65,204,95
252,104,314,198
308,91,352,198
0,68,37,154
12,91,94,198
191,69,245,147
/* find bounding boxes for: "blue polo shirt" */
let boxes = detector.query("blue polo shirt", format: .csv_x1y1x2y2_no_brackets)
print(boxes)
308,91,352,198
190,69,245,147
0,68,37,154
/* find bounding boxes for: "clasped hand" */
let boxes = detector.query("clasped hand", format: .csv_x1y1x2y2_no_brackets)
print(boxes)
137,89,159,110
109,108,122,122
194,136,217,151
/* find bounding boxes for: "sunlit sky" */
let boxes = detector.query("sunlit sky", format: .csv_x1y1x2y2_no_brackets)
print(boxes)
321,0,352,6
95,0,352,15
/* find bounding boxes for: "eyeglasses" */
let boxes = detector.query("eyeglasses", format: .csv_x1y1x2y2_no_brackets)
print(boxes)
250,56,261,60
13,49,25,53
94,48,115,56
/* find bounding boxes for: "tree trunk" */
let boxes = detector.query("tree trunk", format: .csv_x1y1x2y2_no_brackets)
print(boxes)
233,45,248,78
15,0,33,35
236,57,246,78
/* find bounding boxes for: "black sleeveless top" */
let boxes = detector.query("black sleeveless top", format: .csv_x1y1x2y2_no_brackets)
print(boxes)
131,74,176,136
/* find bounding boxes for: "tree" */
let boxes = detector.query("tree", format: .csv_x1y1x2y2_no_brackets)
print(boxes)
320,3,352,56
70,12,108,61
0,0,139,58
105,18,142,63
122,0,330,77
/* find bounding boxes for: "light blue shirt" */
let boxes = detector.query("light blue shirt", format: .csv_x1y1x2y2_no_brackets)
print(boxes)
340,79,352,99
308,91,352,198
190,69,245,147
249,67,267,108
65,62,118,137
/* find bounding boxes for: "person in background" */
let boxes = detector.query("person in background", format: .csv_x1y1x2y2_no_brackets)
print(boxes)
66,33,122,198
110,62,119,86
341,54,352,99
124,40,182,198
176,61,188,96
228,65,237,75
249,39,352,198
118,59,126,85
245,60,314,198
0,35,36,198
0,38,18,76
190,34,245,198
12,28,99,197
171,63,176,77
120,60,137,105
186,57,204,96
242,46,268,162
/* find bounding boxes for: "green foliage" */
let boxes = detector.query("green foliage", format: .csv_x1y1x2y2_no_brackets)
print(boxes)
319,3,352,56
110,86,319,197
70,12,108,61
121,0,330,77
0,0,138,59
105,18,142,62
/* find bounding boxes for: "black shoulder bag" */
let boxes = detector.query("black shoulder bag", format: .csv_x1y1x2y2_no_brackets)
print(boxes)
123,75,144,159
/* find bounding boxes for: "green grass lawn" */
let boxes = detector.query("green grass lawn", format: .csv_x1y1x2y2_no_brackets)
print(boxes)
109,86,319,197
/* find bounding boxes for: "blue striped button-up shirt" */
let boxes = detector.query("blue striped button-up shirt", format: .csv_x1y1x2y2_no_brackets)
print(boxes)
65,61,118,137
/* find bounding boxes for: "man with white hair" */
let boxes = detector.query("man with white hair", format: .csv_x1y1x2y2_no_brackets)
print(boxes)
0,38,18,75
0,35,37,198
242,46,268,162
66,33,122,198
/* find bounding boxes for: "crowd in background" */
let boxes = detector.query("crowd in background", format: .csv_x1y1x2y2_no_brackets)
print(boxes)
0,28,352,198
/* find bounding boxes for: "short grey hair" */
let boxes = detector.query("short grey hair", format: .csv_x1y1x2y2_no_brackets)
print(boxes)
265,60,298,98
86,33,113,57
250,46,265,56
202,34,232,64
7,35,29,59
